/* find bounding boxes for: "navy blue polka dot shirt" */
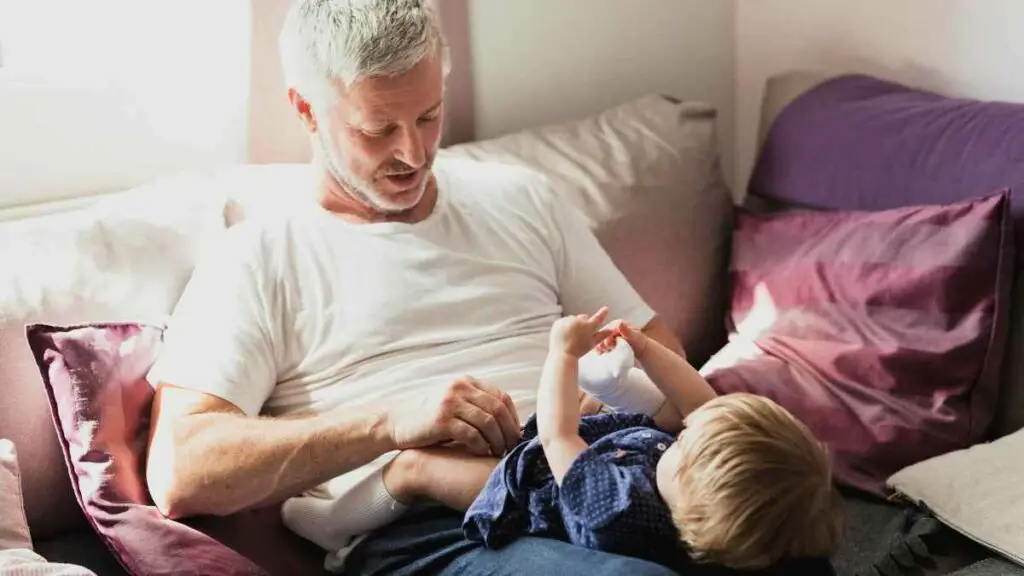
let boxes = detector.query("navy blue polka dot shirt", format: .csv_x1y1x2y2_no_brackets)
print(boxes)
462,412,837,575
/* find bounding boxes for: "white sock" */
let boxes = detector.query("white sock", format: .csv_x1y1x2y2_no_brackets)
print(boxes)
281,462,408,553
578,337,666,416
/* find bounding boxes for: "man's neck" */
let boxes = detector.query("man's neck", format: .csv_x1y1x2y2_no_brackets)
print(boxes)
317,174,438,225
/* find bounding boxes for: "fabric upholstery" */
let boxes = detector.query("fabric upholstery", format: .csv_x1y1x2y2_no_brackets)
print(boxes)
0,439,32,551
701,193,1014,495
889,428,1024,569
0,179,225,537
26,323,269,575
751,72,1024,437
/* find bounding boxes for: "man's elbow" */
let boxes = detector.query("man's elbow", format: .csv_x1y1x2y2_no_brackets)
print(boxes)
147,458,202,519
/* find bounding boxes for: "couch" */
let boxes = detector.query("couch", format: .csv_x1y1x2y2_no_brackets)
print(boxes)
2,71,1024,575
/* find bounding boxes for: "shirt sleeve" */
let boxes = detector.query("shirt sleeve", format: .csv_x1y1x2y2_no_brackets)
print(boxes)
547,194,655,328
147,225,277,416
558,448,669,553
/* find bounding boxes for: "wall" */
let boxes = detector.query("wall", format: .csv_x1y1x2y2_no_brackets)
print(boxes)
468,0,736,187
0,0,252,209
735,0,1024,197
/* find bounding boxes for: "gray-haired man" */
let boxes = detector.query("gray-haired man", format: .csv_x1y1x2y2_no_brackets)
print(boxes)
145,1,684,574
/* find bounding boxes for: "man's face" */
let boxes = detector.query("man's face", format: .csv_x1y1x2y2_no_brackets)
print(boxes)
315,52,445,215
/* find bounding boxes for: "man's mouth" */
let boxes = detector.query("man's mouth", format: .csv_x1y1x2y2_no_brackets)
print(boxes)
385,169,421,189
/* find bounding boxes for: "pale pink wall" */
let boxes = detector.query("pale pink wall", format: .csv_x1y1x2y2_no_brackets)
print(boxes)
247,0,309,164
246,0,475,164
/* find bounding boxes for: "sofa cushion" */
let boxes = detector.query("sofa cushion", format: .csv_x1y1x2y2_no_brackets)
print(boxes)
0,439,32,551
750,72,1024,437
26,322,328,575
888,428,1024,568
701,192,1014,496
0,179,226,537
438,94,734,365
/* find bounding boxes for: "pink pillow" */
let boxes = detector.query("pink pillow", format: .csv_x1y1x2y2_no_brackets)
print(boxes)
26,323,327,576
701,192,1014,495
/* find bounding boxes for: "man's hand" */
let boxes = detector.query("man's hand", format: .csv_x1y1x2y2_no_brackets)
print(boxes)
549,307,613,358
385,377,521,457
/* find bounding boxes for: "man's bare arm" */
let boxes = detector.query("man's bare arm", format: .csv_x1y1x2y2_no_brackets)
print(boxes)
146,377,520,519
145,385,395,519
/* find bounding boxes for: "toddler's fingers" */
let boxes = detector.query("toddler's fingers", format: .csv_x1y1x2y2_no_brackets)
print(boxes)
587,307,610,327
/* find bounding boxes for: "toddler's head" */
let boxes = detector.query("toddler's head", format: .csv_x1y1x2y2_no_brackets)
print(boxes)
655,393,844,570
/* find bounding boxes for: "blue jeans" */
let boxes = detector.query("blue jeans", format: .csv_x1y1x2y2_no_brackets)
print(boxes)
342,503,680,576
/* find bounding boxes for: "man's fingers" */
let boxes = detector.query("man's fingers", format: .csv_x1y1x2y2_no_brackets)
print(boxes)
467,378,522,441
447,419,491,457
453,401,507,456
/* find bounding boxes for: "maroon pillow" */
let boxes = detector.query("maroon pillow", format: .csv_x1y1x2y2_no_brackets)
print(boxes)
25,323,327,576
701,192,1014,495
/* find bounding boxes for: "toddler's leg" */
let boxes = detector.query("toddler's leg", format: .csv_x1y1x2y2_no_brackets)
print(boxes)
578,337,665,415
281,458,408,552
385,447,499,511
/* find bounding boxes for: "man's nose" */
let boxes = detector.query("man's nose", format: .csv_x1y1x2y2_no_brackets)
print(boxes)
394,125,425,168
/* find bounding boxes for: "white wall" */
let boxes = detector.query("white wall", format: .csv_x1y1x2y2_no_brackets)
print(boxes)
469,0,736,187
0,0,252,209
735,0,1024,197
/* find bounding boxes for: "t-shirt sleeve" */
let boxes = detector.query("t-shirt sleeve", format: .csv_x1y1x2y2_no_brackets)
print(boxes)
147,226,277,416
558,448,668,552
547,194,655,328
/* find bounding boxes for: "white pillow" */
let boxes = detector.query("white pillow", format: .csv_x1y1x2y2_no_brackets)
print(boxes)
887,429,1024,567
0,172,227,537
0,439,31,551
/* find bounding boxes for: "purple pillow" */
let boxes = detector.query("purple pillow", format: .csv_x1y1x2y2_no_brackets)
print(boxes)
750,73,1024,263
701,192,1014,495
25,323,328,576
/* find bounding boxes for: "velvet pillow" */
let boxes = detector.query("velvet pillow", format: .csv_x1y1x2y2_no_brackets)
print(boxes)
26,323,328,576
700,192,1014,495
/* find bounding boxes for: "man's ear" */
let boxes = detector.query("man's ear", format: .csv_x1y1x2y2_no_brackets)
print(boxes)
288,88,318,133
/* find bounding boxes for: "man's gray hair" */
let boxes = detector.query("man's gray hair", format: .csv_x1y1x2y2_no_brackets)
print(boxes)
279,0,449,106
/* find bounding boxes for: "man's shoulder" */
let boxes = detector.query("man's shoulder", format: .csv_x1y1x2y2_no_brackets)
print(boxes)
207,210,314,273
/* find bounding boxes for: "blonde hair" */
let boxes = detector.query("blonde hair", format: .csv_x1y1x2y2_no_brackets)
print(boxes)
668,393,844,569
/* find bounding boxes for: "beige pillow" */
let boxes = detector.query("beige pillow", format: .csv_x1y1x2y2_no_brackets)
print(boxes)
441,94,734,364
0,439,31,551
887,429,1024,566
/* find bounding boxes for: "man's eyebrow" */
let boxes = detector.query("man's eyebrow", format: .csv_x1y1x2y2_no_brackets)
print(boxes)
421,100,443,115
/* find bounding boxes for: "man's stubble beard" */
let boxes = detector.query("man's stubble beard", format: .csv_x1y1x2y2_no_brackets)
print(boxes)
316,127,430,216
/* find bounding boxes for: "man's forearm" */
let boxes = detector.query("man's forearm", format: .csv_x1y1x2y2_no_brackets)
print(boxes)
149,404,395,518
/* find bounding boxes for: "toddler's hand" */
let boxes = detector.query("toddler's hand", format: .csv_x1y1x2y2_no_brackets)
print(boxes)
596,320,649,358
550,307,612,358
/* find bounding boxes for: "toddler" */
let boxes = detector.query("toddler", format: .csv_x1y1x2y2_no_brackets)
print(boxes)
286,308,844,573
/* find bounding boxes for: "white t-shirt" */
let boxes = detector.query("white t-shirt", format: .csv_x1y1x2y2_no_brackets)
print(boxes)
148,157,655,421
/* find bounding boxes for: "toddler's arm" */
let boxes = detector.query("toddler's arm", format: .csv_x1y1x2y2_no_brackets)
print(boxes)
384,447,499,511
603,322,717,432
537,309,613,483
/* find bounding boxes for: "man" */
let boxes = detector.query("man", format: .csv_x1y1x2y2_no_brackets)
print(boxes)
145,1,685,574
